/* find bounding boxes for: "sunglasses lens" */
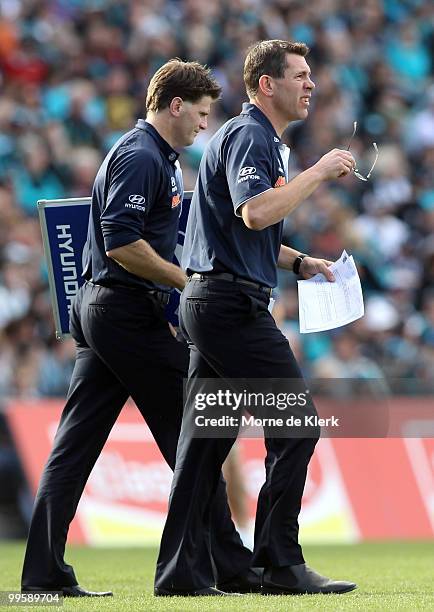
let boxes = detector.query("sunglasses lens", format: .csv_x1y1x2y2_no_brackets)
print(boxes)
347,127,379,181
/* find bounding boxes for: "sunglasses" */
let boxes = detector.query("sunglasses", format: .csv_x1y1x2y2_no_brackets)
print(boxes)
346,121,379,181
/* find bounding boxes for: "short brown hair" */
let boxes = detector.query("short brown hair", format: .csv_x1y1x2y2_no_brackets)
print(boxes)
146,59,221,113
244,40,309,98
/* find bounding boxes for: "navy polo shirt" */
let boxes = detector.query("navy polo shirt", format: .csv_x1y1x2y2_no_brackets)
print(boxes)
182,103,290,288
82,119,183,292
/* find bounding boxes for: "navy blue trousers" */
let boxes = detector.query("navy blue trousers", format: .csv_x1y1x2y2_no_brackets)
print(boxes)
155,277,319,591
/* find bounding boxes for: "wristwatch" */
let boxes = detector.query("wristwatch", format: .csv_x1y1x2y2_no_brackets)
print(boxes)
293,253,308,275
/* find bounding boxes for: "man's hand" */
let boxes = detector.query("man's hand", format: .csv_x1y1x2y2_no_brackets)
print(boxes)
168,322,177,338
299,256,335,281
313,149,356,180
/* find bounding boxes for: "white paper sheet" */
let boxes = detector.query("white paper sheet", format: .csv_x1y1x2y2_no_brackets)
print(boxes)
297,251,364,333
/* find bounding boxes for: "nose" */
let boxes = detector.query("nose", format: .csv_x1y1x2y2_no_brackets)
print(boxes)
306,77,315,90
199,117,208,130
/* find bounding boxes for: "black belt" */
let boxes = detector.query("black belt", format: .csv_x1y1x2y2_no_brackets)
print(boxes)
188,272,273,297
86,281,170,306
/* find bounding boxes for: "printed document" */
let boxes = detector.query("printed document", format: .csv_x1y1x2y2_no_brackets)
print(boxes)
297,251,364,333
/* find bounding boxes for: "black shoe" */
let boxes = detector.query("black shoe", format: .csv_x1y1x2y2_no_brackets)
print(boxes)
22,585,113,597
262,564,357,595
217,567,263,593
154,586,240,597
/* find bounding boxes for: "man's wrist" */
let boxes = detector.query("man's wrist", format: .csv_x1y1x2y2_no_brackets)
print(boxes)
293,253,308,275
307,164,326,183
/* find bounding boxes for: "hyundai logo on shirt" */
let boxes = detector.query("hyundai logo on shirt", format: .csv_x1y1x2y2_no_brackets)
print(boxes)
129,194,146,205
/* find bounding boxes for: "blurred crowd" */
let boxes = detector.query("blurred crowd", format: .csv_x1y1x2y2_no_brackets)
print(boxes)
0,0,433,401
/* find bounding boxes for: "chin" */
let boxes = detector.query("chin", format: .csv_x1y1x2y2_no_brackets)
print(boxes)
288,109,308,122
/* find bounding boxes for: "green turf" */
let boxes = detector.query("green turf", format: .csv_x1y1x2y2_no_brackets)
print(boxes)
0,542,432,611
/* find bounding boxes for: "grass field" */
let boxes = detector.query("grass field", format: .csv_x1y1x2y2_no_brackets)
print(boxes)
0,541,433,611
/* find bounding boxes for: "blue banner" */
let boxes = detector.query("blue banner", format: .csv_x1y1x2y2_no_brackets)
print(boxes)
39,193,192,338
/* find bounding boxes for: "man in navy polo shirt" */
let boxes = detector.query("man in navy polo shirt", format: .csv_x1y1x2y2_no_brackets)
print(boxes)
155,41,358,596
22,60,253,597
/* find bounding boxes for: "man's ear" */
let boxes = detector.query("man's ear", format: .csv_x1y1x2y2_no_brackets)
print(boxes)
169,97,183,116
258,74,273,98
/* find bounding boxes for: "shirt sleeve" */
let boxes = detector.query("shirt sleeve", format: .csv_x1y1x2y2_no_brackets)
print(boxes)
223,125,274,216
101,148,159,251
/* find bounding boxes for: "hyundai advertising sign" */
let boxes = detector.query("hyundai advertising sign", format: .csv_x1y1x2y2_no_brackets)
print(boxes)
38,192,192,338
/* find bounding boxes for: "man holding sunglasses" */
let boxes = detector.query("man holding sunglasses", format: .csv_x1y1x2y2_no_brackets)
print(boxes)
155,40,358,596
